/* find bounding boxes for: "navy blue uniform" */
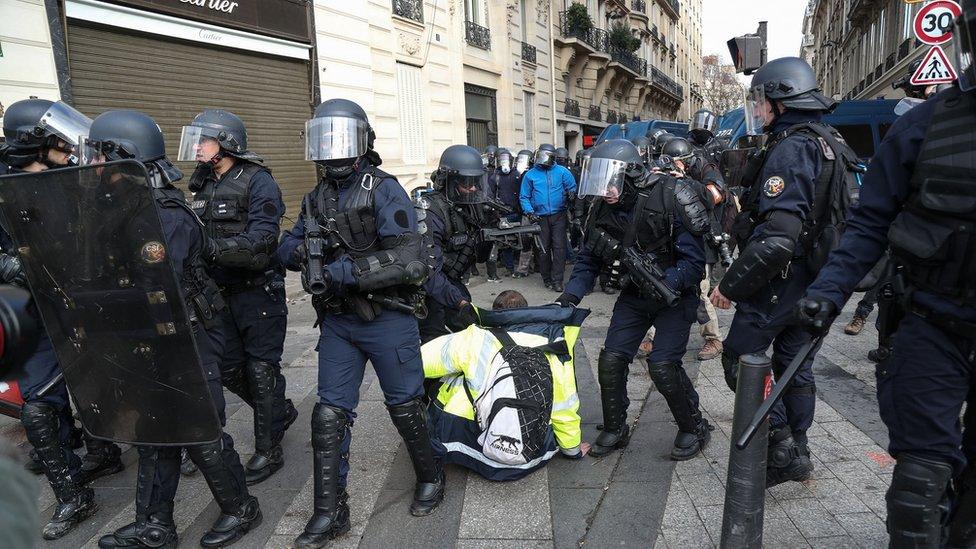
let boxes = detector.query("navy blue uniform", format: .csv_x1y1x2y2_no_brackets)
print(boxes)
722,111,825,442
278,166,425,486
805,91,974,475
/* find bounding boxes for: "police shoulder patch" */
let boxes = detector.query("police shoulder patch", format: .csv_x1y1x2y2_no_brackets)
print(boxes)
141,241,166,264
763,176,786,198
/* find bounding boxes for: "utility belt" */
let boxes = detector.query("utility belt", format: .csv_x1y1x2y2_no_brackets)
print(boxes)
185,272,226,331
906,299,976,343
312,288,427,324
218,271,283,296
882,273,976,342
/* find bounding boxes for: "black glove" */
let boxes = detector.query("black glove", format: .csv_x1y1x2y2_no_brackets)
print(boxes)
291,243,308,266
607,260,626,288
527,214,541,224
589,229,620,262
794,297,838,336
555,293,580,307
454,302,479,329
0,254,27,288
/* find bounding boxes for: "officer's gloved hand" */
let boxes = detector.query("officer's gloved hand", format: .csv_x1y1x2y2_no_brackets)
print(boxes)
589,230,620,262
0,254,27,288
794,297,838,336
455,301,479,329
555,293,580,308
527,214,541,224
291,243,308,267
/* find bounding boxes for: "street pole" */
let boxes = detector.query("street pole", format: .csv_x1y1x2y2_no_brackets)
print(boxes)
720,353,772,549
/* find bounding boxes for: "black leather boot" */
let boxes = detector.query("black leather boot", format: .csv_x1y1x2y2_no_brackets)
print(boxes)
766,427,814,487
22,401,98,540
947,462,976,548
591,349,632,457
98,512,178,548
244,360,285,485
187,439,262,547
388,399,445,516
886,453,952,548
78,435,124,485
294,404,351,549
647,361,712,461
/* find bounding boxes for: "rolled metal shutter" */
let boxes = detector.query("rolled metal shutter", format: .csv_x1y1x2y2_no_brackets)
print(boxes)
66,22,316,222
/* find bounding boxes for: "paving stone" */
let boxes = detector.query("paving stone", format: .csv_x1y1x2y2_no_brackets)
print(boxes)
458,469,552,540
457,540,554,549
807,536,861,548
814,403,846,424
821,420,877,448
584,482,663,548
826,460,888,494
662,525,716,548
679,471,726,507
661,482,704,530
808,434,860,464
855,490,889,520
695,503,725,542
806,477,871,514
766,480,815,501
548,487,603,549
834,511,888,545
779,498,849,539
762,516,812,548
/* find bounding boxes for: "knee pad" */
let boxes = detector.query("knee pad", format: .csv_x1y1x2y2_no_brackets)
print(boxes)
597,349,631,389
647,361,682,393
721,350,739,392
886,453,953,546
21,401,57,433
311,403,348,450
245,360,277,394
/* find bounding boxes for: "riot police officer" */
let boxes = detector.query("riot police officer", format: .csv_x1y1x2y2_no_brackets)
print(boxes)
0,99,125,539
709,57,857,487
795,4,976,545
556,139,711,460
554,146,570,167
482,144,498,170
629,136,653,167
278,99,444,548
487,148,521,275
80,111,261,548
416,145,488,342
688,109,718,149
180,109,296,485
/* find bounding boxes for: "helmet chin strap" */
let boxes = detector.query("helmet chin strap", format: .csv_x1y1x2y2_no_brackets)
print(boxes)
207,150,225,166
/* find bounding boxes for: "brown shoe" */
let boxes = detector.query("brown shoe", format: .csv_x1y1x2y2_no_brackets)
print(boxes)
697,339,723,361
844,314,866,335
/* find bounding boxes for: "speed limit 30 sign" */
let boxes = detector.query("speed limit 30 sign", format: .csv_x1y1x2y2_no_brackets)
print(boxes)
914,0,962,45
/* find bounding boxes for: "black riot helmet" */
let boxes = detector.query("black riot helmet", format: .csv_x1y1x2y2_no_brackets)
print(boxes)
661,137,695,163
482,144,498,168
954,0,976,92
81,110,182,187
891,59,929,100
535,143,557,168
653,133,677,157
577,139,647,202
434,144,487,204
2,99,92,168
745,57,836,134
306,98,375,179
629,136,652,165
515,149,534,174
689,109,717,145
554,147,570,166
178,109,262,165
2,98,53,151
496,147,513,174
574,148,586,166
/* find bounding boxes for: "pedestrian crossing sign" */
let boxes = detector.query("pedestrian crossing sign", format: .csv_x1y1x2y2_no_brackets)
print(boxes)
910,45,958,85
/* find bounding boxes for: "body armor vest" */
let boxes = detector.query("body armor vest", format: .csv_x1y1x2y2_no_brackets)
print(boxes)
190,162,269,239
888,87,976,306
424,192,479,281
154,187,225,328
584,180,680,268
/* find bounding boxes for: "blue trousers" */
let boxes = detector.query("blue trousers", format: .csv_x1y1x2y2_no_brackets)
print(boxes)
316,310,425,486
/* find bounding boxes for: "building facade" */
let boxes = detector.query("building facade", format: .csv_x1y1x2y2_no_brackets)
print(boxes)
551,0,703,152
801,0,954,103
0,0,701,202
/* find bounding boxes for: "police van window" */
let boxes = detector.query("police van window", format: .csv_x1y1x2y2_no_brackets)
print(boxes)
835,124,875,159
879,123,893,142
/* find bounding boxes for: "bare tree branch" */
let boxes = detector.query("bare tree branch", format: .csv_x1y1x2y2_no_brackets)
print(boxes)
701,55,746,114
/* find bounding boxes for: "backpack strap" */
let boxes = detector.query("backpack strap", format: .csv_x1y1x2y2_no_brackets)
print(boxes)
488,327,568,355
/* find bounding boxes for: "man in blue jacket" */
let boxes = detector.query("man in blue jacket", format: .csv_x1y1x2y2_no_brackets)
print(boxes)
519,143,577,292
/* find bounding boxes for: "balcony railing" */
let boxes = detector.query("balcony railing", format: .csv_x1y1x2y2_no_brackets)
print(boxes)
866,71,875,86
564,98,581,118
558,11,612,52
898,38,911,61
392,0,423,23
618,114,628,124
650,66,681,99
651,25,659,41
522,41,537,64
874,64,883,80
657,0,680,19
669,44,676,58
588,104,602,121
465,20,491,50
607,109,618,123
610,46,646,76
631,0,646,13
885,53,896,72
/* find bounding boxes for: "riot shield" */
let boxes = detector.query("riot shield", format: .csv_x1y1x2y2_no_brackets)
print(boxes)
0,161,220,445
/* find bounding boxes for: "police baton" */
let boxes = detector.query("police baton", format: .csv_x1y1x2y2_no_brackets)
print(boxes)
734,336,823,451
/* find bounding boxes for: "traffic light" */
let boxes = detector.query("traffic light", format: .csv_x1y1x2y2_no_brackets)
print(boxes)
728,22,768,75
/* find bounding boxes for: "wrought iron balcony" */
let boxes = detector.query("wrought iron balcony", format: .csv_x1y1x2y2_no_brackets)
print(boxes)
618,114,628,124
650,66,681,99
564,98,581,118
631,0,646,13
558,11,610,53
522,41,537,64
588,104,602,121
465,20,491,50
885,53,896,72
609,46,646,76
607,109,618,123
874,64,883,80
392,0,423,23
669,44,676,58
657,0,679,20
898,39,911,61
651,25,659,42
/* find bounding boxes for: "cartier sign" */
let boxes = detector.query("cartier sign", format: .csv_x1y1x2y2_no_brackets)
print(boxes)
106,0,312,43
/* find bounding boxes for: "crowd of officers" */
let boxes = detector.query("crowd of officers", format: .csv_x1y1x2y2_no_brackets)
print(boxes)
1,5,976,545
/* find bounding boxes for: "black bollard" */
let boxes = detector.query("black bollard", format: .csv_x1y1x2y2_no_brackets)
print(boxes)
720,353,772,549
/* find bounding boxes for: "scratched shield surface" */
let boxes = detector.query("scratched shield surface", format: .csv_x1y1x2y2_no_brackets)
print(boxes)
0,161,220,445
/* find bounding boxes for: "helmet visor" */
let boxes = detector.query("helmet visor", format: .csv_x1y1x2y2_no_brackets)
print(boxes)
498,153,512,173
305,116,368,161
955,13,975,92
745,87,770,136
38,102,92,147
446,173,489,204
516,153,533,173
177,125,222,162
578,157,628,199
535,150,556,167
691,110,717,133
79,138,135,166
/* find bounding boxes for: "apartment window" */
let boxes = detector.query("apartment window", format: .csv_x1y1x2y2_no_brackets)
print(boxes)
465,0,484,25
521,0,530,42
878,8,886,59
465,84,498,150
395,63,427,165
902,4,914,39
523,91,536,150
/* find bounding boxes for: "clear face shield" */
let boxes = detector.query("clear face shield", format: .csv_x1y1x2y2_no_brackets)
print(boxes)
956,13,975,92
498,153,513,174
535,149,556,168
79,139,130,166
304,116,369,161
578,157,628,201
177,125,221,163
516,153,532,174
446,173,489,204
691,110,717,133
744,86,773,136
38,102,92,165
